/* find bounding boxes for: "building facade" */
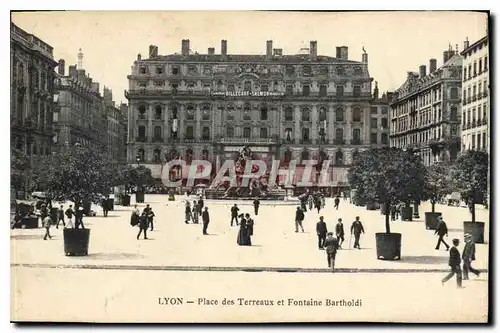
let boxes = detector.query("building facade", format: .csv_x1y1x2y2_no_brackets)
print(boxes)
390,47,463,166
103,86,125,163
460,36,489,152
11,22,58,158
369,82,391,147
126,40,383,188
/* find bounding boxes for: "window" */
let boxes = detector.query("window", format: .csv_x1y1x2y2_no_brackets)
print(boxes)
335,128,343,141
468,64,472,78
226,108,234,121
381,133,388,144
172,67,179,75
335,151,343,166
155,105,162,119
371,107,378,114
318,107,327,121
472,134,476,149
285,107,293,121
450,87,458,99
139,66,147,74
477,135,481,150
303,65,312,76
286,84,293,95
244,81,251,92
381,107,388,115
243,110,251,121
243,127,251,138
137,149,145,162
353,85,361,97
450,107,457,121
138,105,146,119
473,61,477,75
138,125,146,138
186,126,194,139
302,85,310,96
336,108,344,121
478,82,482,97
261,84,268,92
286,66,295,76
301,109,310,121
156,66,163,75
260,106,268,120
371,117,378,129
285,128,293,142
337,67,346,76
154,126,162,139
371,133,378,144
381,118,388,129
463,67,467,80
484,56,488,70
352,128,361,143
202,127,210,140
260,128,268,138
319,128,326,143
203,83,211,91
336,85,344,97
352,107,362,122
226,127,234,138
302,128,310,141
171,84,178,94
188,65,197,74
228,84,235,92
479,59,482,73
482,133,487,150
319,84,327,97
155,81,164,87
186,105,195,120
171,105,178,119
202,106,210,120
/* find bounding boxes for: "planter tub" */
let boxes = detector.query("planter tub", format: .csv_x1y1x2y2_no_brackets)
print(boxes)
136,191,145,203
16,216,38,229
463,221,485,244
401,207,413,221
376,233,402,260
425,212,442,230
168,193,175,201
122,194,131,207
366,202,378,210
83,201,92,216
107,198,115,211
63,228,90,256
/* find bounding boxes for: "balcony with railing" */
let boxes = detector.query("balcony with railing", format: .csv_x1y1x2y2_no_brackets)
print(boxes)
219,137,277,144
136,136,148,142
334,139,345,145
472,94,477,102
351,139,362,145
152,136,164,143
300,138,312,144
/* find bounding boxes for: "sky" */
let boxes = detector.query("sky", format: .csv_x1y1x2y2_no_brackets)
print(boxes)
12,11,488,105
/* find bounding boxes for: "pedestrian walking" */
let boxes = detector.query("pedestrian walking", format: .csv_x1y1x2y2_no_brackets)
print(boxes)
198,198,204,215
237,214,251,246
43,215,52,240
74,207,85,229
350,216,365,249
316,216,328,249
435,216,450,251
102,196,109,217
335,218,345,249
442,238,463,288
137,212,148,240
56,205,65,229
65,205,74,228
148,208,155,231
314,196,321,214
230,204,240,226
185,202,192,224
308,195,313,211
245,213,254,240
323,232,340,272
334,196,340,210
295,206,305,233
462,233,480,280
253,199,260,216
202,207,210,235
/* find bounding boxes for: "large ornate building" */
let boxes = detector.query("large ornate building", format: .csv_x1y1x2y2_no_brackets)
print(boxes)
126,40,384,188
11,22,58,158
460,36,489,152
390,45,463,166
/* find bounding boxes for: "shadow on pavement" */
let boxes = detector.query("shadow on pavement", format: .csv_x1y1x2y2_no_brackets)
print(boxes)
72,252,145,260
398,255,448,265
10,234,44,241
447,228,464,233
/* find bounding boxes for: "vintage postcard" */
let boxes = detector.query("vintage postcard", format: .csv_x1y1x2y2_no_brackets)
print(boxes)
10,10,490,323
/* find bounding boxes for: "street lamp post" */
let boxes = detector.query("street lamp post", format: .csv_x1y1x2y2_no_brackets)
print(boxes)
135,153,144,203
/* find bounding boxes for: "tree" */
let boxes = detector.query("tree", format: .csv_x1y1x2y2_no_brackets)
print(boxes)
422,161,454,212
11,148,32,195
118,164,155,191
347,147,426,233
451,150,488,223
32,144,118,207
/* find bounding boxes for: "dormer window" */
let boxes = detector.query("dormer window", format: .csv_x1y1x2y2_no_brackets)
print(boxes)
139,66,147,74
303,65,312,76
172,66,179,75
156,66,164,75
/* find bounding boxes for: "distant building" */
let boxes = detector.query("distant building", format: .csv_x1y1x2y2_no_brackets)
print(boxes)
10,22,58,158
369,82,391,147
460,36,489,152
390,45,463,166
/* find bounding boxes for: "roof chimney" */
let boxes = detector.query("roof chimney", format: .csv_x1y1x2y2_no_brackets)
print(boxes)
463,37,470,51
149,45,158,58
266,40,273,60
69,65,77,78
58,59,65,75
221,40,227,57
419,65,426,78
373,81,379,99
362,53,368,63
273,48,283,56
429,58,437,73
91,82,100,94
336,46,348,60
208,47,215,55
137,53,141,61
181,39,190,56
309,41,317,61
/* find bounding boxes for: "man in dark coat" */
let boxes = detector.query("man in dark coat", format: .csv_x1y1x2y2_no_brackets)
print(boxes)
253,199,260,216
75,207,85,229
323,232,339,272
295,206,305,233
434,216,450,250
442,238,463,288
462,233,480,279
198,198,204,215
101,196,109,217
316,216,328,249
148,208,155,231
56,205,65,229
350,216,365,249
230,204,240,226
335,218,345,249
202,207,210,235
245,213,254,238
334,196,340,210
137,212,148,240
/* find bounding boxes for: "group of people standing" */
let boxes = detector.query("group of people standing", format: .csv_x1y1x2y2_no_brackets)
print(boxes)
299,191,326,214
185,198,210,235
130,204,155,240
41,204,85,240
229,204,255,246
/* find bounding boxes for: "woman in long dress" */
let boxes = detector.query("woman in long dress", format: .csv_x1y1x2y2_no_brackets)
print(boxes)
185,202,192,224
237,214,251,246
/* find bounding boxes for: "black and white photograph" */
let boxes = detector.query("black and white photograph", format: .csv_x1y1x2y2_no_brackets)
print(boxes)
9,10,490,323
